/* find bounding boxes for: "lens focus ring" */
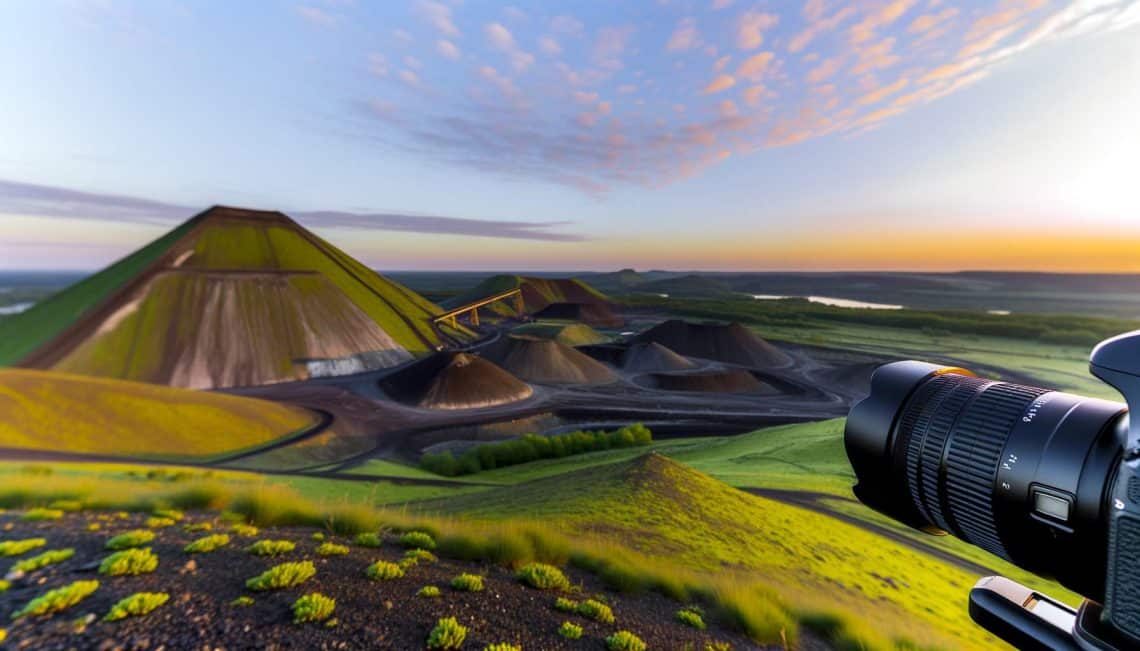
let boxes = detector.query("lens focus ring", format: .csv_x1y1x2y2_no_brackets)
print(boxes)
896,375,1048,559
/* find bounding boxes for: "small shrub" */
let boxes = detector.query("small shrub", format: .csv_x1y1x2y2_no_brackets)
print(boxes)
184,522,213,533
417,585,441,598
292,593,336,624
231,596,255,607
48,499,83,512
185,534,230,554
247,539,295,556
12,548,75,573
13,580,99,618
353,532,382,547
86,523,102,532
105,530,155,550
404,548,437,563
104,592,170,621
483,644,520,651
0,580,11,593
450,573,484,592
427,617,467,650
398,557,418,571
554,597,578,612
606,631,646,651
558,621,583,639
99,548,158,576
0,538,46,556
365,560,404,581
398,531,436,550
578,599,615,624
517,563,570,591
231,524,260,537
152,508,184,521
317,542,349,556
311,532,326,541
21,508,63,521
145,517,175,529
246,561,316,591
677,608,706,630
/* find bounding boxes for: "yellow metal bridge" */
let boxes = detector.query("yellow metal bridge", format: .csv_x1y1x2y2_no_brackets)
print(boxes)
432,288,524,328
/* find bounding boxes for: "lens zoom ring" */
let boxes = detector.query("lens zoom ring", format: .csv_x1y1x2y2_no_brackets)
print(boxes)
901,374,971,525
943,382,1048,558
915,377,990,532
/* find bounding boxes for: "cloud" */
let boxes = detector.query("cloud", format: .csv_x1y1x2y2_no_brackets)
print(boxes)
416,1,459,37
436,39,461,60
807,55,843,83
702,73,737,94
851,36,899,74
538,36,562,55
909,7,959,34
550,15,584,36
485,22,535,71
667,17,700,51
789,6,854,53
848,0,917,44
712,0,735,9
857,76,909,105
0,179,585,242
736,11,779,49
737,51,774,79
295,5,337,27
478,65,519,98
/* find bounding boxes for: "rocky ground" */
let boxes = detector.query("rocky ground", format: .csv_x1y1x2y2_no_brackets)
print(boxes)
0,510,779,650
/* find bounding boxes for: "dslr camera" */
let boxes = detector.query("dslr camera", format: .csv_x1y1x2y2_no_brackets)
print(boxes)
846,331,1140,650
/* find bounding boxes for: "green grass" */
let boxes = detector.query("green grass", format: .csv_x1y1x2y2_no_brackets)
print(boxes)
316,542,349,556
558,621,582,639
417,585,442,598
11,548,75,573
184,534,230,553
517,563,571,591
606,630,646,651
246,561,316,591
247,539,295,556
0,538,46,556
104,592,170,621
677,608,706,630
450,573,484,592
577,599,615,624
292,593,335,624
404,548,437,563
21,507,63,521
146,517,175,529
426,616,468,650
12,580,99,618
365,561,404,581
99,548,158,576
353,532,382,548
106,530,156,550
398,531,436,550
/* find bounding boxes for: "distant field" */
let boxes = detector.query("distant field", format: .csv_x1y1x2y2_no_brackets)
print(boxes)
0,369,318,460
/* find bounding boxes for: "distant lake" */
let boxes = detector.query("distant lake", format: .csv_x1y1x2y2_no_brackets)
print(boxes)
0,302,34,315
751,294,904,310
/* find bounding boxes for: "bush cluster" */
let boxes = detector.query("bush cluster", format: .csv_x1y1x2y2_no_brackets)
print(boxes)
247,539,295,556
104,592,170,621
185,534,230,553
21,508,63,521
99,548,158,576
606,630,647,651
677,607,706,630
292,592,336,624
13,580,99,618
184,522,213,532
398,531,436,550
12,548,75,573
517,563,570,591
417,585,442,598
577,599,615,624
421,424,652,476
365,560,404,581
152,508,184,521
246,561,316,591
353,532,383,548
404,549,437,563
145,517,175,529
483,644,521,651
0,538,46,557
427,617,467,650
230,524,260,537
450,573,484,592
558,621,583,639
105,530,155,550
317,542,350,556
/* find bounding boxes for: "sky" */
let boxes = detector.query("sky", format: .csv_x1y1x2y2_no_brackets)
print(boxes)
0,0,1138,272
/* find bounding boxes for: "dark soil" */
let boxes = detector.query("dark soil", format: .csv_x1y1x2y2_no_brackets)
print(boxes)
1,511,773,650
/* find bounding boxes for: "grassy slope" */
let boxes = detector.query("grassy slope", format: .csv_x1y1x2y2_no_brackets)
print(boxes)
0,218,199,366
428,454,999,649
0,369,317,460
510,322,612,346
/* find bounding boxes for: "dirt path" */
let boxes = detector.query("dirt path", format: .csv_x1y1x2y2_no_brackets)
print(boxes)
743,487,997,576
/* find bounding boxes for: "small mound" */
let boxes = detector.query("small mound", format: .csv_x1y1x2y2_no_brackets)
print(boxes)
490,336,617,385
511,322,611,346
621,342,697,372
381,352,532,410
531,302,624,328
648,370,767,393
633,320,790,368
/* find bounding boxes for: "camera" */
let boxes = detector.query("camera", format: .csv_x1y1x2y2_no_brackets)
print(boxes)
845,331,1140,650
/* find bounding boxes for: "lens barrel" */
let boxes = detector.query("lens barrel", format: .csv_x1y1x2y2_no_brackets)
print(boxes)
847,361,1128,601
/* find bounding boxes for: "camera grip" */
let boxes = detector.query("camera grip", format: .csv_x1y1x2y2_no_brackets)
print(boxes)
1105,462,1140,643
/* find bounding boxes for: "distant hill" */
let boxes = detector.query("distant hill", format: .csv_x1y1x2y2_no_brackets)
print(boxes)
0,206,472,388
636,274,734,297
0,368,318,460
443,274,610,316
634,319,791,368
577,269,684,293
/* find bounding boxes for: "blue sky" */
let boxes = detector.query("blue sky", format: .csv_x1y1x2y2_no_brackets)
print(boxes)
0,0,1137,271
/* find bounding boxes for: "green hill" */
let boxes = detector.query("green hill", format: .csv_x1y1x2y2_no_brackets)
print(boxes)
444,274,610,316
0,368,318,460
429,453,1005,649
510,322,611,346
0,206,472,388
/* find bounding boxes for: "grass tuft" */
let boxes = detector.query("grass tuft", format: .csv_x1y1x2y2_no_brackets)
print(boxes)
482,644,521,651
398,531,436,550
554,597,578,612
0,538,46,557
230,524,260,538
558,621,583,639
230,596,255,607
365,560,404,581
316,542,349,556
105,530,155,550
450,573,484,592
605,630,647,651
21,508,64,521
104,592,170,621
145,517,175,529
183,522,213,533
184,534,230,554
246,561,316,591
404,548,437,563
677,608,706,630
517,562,570,591
577,598,615,624
13,580,99,618
12,548,75,573
246,539,295,556
98,548,158,576
417,585,441,598
152,508,184,521
353,532,382,548
292,592,336,624
426,616,467,650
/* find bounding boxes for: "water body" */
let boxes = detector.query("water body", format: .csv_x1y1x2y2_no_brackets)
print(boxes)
751,294,904,310
0,302,33,316
987,310,1013,315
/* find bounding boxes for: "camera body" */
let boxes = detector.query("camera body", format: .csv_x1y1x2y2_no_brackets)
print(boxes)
845,331,1140,650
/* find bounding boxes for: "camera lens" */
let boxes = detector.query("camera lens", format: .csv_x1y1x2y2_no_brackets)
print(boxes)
846,361,1128,601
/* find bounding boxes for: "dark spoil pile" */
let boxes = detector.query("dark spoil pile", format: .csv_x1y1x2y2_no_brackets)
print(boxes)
0,510,769,650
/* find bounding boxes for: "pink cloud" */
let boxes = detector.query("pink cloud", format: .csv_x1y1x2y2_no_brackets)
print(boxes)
807,55,843,83
416,1,459,37
789,6,855,53
436,40,461,60
736,11,779,49
848,0,917,44
909,7,959,33
667,17,700,51
737,51,775,79
702,74,737,94
857,76,909,105
538,36,561,55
